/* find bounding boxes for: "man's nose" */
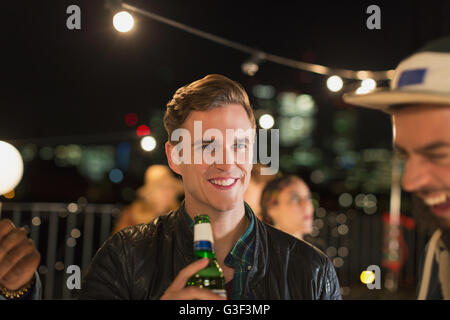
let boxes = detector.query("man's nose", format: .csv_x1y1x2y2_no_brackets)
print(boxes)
214,149,236,171
401,157,432,193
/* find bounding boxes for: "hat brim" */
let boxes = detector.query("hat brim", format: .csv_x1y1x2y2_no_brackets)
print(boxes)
343,89,450,113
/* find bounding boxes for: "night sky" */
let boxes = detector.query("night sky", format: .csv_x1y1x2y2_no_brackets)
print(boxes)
2,0,450,202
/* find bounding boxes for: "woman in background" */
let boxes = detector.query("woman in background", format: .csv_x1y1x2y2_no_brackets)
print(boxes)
244,163,278,220
112,164,183,234
260,175,314,240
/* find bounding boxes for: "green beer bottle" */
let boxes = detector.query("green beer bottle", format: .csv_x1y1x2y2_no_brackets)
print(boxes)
186,214,227,298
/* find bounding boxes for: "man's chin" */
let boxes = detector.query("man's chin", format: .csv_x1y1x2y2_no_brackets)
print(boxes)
209,198,241,212
213,203,238,213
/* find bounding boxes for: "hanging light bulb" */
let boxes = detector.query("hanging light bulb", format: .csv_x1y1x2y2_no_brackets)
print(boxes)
241,52,266,76
242,61,259,76
258,114,275,129
0,141,24,195
113,11,134,33
356,78,377,95
327,75,343,92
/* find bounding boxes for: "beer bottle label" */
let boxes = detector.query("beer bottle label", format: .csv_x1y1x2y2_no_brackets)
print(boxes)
194,240,213,251
194,223,214,243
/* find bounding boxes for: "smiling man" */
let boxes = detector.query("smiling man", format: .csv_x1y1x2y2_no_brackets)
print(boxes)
344,37,450,300
79,74,341,300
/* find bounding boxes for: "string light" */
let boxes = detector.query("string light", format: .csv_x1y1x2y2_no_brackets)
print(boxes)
241,60,259,76
327,75,343,92
110,1,394,81
241,53,266,76
0,141,24,196
113,11,134,32
258,114,275,129
361,78,376,90
356,78,377,94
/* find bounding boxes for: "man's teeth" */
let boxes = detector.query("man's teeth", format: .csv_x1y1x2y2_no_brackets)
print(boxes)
210,178,236,186
424,193,450,206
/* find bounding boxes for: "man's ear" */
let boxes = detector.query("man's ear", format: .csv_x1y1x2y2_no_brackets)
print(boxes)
165,141,182,176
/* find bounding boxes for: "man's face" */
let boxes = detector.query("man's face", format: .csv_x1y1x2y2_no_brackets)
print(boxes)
392,104,450,230
166,104,254,214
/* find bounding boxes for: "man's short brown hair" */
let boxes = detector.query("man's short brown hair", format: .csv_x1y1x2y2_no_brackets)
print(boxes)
163,74,256,144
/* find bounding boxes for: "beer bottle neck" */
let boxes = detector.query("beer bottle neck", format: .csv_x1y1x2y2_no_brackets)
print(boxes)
194,250,216,260
193,238,216,259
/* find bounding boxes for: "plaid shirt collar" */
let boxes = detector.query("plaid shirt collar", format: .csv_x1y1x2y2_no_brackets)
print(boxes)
183,202,255,262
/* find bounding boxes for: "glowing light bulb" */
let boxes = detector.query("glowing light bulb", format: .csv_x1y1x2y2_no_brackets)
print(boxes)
140,136,157,151
241,61,259,76
0,141,24,195
258,114,275,129
113,11,134,33
327,75,343,92
356,78,377,95
361,78,376,91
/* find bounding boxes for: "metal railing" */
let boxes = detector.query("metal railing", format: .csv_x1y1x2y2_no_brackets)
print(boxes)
0,202,430,299
0,202,122,300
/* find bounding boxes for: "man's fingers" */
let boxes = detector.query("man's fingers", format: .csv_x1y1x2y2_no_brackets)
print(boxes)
176,286,226,300
169,258,210,291
0,250,40,291
0,228,27,262
0,219,15,242
160,259,228,300
0,239,35,279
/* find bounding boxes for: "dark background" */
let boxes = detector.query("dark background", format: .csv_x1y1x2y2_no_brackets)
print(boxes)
2,0,450,203
3,0,450,202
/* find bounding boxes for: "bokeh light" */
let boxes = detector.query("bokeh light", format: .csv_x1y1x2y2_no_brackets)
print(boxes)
109,168,124,183
140,136,157,151
125,113,138,126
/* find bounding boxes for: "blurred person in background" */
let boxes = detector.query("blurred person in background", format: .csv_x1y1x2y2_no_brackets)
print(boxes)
243,163,278,220
260,175,314,241
344,37,450,300
112,164,183,234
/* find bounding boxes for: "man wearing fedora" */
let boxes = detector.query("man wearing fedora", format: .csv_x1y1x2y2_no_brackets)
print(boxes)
344,37,450,300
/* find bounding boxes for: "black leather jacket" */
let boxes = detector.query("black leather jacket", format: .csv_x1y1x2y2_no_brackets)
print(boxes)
78,204,342,300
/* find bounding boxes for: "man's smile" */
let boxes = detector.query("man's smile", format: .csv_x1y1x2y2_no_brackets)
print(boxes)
420,192,450,217
208,177,240,189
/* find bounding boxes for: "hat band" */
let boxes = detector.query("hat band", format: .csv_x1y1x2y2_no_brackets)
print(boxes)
397,68,427,88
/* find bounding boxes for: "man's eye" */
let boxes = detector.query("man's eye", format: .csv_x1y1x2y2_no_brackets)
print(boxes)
234,143,247,150
426,153,448,160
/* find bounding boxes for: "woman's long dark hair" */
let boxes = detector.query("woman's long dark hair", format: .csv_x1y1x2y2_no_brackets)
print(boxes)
259,175,302,225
